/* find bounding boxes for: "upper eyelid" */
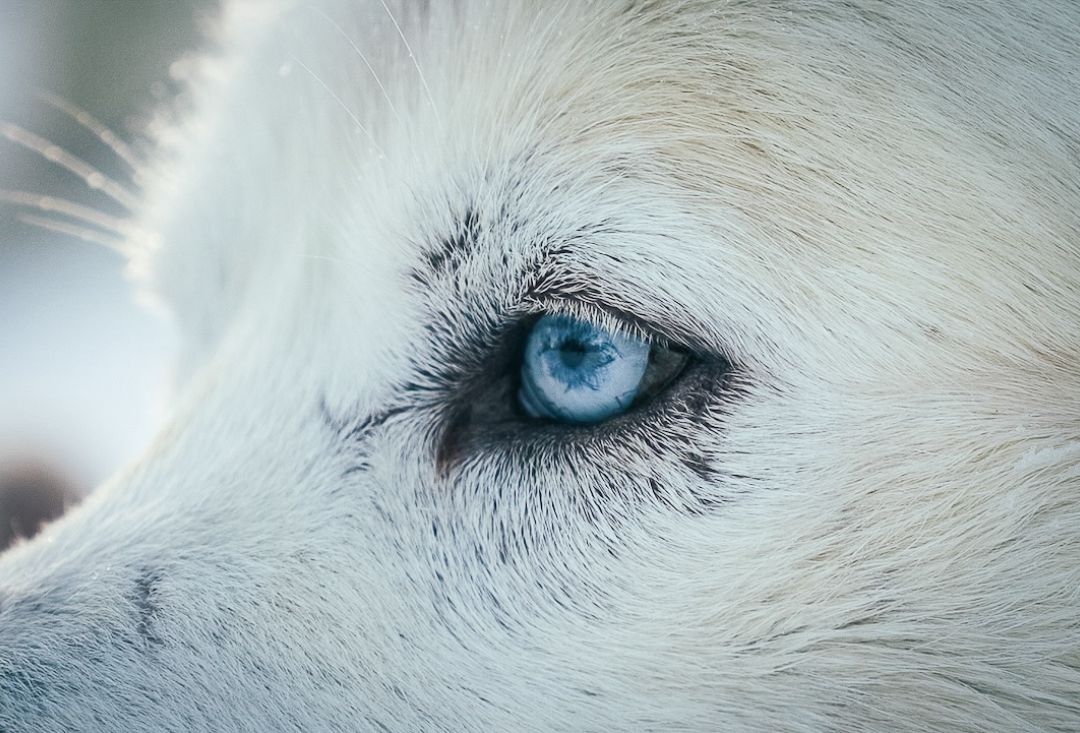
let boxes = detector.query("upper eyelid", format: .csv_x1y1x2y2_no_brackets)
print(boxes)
521,284,712,357
521,296,659,345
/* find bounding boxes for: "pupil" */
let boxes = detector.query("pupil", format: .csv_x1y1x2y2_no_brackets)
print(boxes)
557,339,589,369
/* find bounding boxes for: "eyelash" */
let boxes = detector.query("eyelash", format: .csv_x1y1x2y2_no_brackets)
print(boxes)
521,297,679,353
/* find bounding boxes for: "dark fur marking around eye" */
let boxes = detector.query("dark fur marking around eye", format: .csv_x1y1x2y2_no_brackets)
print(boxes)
319,396,410,445
435,406,472,478
320,397,414,479
681,452,718,483
410,207,481,287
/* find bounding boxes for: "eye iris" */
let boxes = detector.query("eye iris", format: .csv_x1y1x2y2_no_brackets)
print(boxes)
518,315,650,424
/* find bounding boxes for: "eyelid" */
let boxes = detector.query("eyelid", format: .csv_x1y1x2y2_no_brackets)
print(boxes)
520,297,656,345
521,288,705,358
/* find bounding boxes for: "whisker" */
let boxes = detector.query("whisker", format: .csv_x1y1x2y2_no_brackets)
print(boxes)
18,213,129,255
312,8,405,130
289,55,386,158
378,0,440,124
36,91,143,173
0,189,134,236
0,121,139,210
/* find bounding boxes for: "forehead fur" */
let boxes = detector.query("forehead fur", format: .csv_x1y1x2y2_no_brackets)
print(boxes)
145,0,1079,379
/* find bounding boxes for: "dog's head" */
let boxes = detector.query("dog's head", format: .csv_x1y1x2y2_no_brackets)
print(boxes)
2,1,1079,730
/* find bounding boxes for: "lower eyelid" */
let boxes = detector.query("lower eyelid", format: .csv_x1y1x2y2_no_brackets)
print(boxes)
442,358,736,475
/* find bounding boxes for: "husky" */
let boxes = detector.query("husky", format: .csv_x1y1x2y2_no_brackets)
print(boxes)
1,1,1079,731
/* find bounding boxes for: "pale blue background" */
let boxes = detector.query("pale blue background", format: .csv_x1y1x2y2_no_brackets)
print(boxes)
0,1,212,490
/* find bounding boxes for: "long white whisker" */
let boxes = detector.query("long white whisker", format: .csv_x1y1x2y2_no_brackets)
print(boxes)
18,213,129,255
36,92,143,172
378,0,440,124
1,122,139,210
0,189,134,236
313,8,404,130
289,55,386,158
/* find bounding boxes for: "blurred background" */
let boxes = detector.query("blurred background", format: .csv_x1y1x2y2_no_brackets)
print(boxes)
1,1,214,547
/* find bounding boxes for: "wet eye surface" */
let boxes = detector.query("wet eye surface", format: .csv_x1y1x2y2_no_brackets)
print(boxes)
517,314,688,424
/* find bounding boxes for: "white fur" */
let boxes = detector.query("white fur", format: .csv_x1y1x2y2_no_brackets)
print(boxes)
2,1,1079,731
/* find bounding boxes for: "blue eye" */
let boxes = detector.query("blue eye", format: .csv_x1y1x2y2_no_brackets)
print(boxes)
518,314,685,424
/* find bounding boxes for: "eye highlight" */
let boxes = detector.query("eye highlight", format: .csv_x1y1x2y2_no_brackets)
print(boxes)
517,314,687,424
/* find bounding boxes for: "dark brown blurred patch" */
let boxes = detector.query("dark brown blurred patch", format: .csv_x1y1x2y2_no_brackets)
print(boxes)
0,462,78,552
